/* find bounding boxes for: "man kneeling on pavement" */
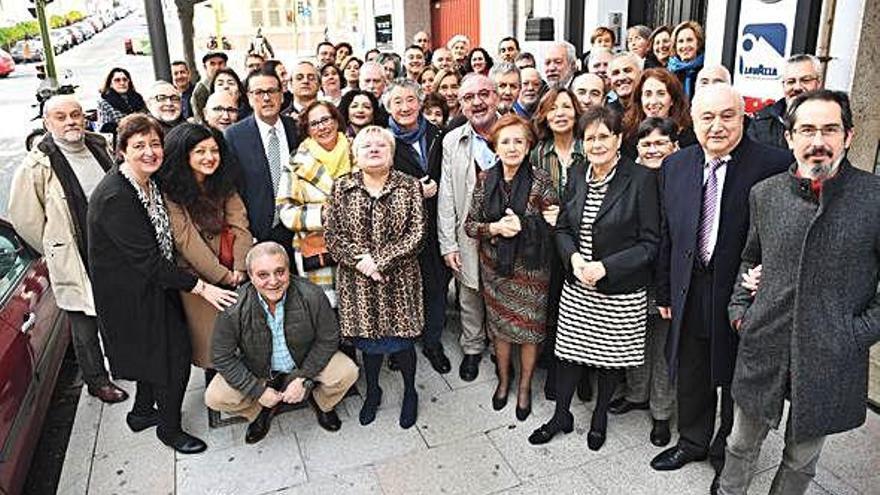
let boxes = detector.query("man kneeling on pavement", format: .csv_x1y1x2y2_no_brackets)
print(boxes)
206,241,359,443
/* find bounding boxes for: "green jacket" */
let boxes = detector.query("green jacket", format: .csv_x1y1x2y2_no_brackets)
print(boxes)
212,277,339,398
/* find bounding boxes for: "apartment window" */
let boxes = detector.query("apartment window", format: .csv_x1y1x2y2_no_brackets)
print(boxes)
250,0,264,28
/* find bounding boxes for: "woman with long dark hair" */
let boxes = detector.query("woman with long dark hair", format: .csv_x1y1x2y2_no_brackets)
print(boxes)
157,123,253,373
464,47,494,76
96,67,146,133
338,89,384,139
646,26,673,69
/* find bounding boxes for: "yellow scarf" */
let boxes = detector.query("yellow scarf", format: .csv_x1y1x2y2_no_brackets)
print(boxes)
304,132,352,178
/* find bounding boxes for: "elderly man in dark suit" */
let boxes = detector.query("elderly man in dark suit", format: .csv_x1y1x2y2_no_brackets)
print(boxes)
718,90,880,495
652,84,791,474
224,66,300,255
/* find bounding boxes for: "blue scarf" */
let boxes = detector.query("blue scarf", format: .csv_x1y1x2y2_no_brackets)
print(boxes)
667,53,705,99
512,101,531,119
388,115,429,171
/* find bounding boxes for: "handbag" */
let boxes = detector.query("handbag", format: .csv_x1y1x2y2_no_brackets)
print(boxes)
300,232,336,271
218,225,236,271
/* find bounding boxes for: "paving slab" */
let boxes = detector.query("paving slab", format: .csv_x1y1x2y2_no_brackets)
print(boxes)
176,432,306,495
57,388,104,495
496,462,605,495
375,434,519,495
816,412,880,494
87,437,175,495
274,466,383,495
415,380,521,447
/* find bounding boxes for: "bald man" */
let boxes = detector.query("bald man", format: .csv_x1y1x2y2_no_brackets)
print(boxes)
9,95,128,405
696,65,732,90
204,91,240,131
571,72,606,109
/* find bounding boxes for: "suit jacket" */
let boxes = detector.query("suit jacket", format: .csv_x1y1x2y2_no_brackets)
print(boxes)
224,115,300,240
556,158,660,294
393,122,443,237
437,122,481,289
656,136,791,385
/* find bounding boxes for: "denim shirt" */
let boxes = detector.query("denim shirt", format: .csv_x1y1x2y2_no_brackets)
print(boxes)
258,294,296,373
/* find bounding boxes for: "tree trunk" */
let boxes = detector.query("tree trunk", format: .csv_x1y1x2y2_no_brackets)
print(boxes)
175,0,204,83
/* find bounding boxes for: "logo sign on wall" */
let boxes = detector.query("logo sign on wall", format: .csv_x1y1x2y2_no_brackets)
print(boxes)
733,0,797,113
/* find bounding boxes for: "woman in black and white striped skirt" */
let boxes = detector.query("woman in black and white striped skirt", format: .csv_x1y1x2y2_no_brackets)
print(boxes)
528,105,661,450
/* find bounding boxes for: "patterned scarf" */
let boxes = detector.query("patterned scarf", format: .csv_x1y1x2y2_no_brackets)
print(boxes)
120,167,174,262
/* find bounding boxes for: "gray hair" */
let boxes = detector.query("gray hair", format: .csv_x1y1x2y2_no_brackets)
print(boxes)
376,52,402,78
549,41,578,69
447,34,470,50
352,125,397,161
489,62,520,81
460,72,497,91
696,65,732,85
43,94,82,118
245,241,290,274
627,25,652,40
382,78,424,111
588,47,614,66
691,83,746,116
785,54,822,78
144,81,179,101
611,52,643,70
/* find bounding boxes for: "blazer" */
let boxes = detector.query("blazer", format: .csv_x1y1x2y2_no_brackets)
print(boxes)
656,136,791,384
555,158,660,294
224,114,300,240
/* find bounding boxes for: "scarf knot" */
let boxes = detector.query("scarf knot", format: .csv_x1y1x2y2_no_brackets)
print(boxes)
667,53,705,99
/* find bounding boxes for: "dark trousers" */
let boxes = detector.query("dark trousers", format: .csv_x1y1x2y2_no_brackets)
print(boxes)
677,267,734,469
132,339,192,439
266,223,296,261
420,242,450,349
66,311,111,388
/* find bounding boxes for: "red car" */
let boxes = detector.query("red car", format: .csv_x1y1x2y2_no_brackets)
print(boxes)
0,220,69,495
0,49,14,78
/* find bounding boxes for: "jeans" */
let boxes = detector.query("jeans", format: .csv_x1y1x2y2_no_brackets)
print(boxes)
719,404,826,495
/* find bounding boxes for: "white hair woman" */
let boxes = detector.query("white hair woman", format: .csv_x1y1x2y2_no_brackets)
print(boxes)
323,125,426,429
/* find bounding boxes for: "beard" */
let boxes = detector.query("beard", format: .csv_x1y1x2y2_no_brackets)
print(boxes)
801,146,843,181
56,127,85,144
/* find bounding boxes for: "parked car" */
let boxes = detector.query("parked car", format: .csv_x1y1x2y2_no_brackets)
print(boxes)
64,26,83,45
114,6,129,20
55,28,75,49
85,16,103,32
0,49,14,77
10,40,42,63
74,22,94,39
0,220,70,495
48,31,69,53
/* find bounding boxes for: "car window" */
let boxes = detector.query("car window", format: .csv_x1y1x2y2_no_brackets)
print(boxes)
0,228,32,302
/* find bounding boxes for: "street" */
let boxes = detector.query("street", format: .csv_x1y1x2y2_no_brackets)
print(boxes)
0,9,171,216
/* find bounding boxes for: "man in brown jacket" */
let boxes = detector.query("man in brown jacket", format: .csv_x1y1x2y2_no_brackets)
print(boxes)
206,242,358,444
9,95,127,403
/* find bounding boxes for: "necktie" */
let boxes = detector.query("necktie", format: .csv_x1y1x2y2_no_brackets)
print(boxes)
267,127,281,194
697,157,725,265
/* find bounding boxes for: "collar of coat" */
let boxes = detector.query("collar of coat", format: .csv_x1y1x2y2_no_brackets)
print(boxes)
32,132,114,170
337,169,410,198
788,158,853,202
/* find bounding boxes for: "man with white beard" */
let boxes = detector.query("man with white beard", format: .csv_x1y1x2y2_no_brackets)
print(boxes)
9,95,128,404
145,81,185,132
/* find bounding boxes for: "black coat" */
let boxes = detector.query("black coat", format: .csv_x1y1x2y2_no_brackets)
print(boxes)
224,115,300,240
555,158,661,294
656,137,791,385
87,170,197,385
746,99,788,150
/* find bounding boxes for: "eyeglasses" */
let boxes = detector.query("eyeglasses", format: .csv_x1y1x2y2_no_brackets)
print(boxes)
248,88,281,98
782,75,819,88
308,115,336,129
459,89,494,105
210,106,239,115
154,94,182,103
637,138,673,149
792,125,843,138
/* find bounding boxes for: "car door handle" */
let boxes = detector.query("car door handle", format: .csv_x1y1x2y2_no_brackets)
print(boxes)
21,312,36,333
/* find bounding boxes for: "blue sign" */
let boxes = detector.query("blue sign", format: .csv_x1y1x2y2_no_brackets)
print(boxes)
738,23,787,78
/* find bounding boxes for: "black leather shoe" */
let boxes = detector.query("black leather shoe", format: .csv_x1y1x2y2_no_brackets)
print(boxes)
359,388,383,426
587,428,606,451
387,354,400,371
159,431,207,454
608,398,650,415
245,407,274,444
576,375,593,402
650,419,671,447
311,397,341,432
528,415,574,445
422,346,451,374
710,472,721,495
126,408,159,432
515,391,532,421
650,445,707,471
492,385,508,411
459,354,481,382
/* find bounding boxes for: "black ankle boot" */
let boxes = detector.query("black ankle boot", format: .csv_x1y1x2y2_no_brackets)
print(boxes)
359,388,383,426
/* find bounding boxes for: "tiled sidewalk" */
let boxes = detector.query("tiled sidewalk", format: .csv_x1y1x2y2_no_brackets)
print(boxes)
58,323,879,495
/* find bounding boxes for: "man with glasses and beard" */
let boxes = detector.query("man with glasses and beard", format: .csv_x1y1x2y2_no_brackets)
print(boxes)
145,81,185,132
224,67,300,257
716,90,880,495
9,95,128,405
438,74,500,382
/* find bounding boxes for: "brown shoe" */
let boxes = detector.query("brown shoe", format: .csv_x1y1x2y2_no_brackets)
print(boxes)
88,383,129,403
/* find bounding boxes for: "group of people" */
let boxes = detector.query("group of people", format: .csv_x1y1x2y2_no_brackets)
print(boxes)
10,17,879,495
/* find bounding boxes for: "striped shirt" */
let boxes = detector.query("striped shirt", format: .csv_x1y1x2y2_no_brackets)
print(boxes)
555,165,648,368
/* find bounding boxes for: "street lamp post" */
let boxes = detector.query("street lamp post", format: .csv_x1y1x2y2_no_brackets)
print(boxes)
33,0,58,86
143,0,172,82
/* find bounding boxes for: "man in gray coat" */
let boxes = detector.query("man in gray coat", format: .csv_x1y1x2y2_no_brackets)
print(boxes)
718,90,880,494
